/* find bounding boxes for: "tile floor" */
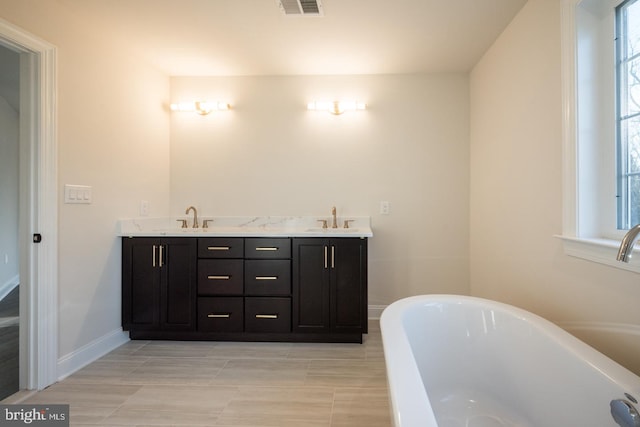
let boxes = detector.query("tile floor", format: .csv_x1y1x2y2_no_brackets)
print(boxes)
3,321,391,426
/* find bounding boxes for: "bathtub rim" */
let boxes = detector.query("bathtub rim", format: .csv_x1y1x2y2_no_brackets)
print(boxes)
380,294,640,427
380,295,438,427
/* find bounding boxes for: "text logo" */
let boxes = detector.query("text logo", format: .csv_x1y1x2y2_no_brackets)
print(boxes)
0,405,69,426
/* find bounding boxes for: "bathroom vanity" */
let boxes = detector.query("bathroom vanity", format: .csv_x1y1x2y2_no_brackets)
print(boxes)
119,216,371,343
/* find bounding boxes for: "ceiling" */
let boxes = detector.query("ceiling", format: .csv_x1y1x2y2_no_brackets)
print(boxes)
58,0,527,76
0,0,527,111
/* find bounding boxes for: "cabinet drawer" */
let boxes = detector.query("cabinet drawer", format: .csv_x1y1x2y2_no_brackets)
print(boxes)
198,297,243,332
198,237,244,258
245,297,291,333
198,259,243,295
245,260,291,296
244,238,291,259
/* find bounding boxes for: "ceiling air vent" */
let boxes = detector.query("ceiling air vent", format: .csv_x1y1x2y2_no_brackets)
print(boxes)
277,0,324,16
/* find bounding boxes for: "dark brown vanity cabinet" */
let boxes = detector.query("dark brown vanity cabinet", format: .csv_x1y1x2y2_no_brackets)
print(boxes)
122,237,197,333
122,235,366,342
292,238,368,338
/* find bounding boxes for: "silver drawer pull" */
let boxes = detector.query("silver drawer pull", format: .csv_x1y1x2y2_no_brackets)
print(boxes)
207,314,230,318
255,276,278,280
255,247,278,251
208,246,230,251
255,314,278,319
207,275,231,280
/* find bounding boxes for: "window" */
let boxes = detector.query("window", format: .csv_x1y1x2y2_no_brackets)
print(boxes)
559,0,640,273
617,0,640,230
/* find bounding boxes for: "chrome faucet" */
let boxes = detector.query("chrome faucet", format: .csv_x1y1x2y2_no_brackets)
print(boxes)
617,224,640,262
331,206,338,229
185,206,198,228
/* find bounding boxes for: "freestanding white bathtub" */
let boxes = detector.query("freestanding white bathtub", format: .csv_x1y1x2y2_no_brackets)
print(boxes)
380,295,640,427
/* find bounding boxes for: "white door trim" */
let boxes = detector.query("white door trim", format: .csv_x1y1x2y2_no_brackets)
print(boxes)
0,17,58,391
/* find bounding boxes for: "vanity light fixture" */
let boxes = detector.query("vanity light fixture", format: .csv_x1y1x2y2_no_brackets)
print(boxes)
307,100,367,115
170,101,230,116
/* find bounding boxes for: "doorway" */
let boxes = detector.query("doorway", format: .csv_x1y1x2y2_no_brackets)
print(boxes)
0,18,58,394
0,43,20,400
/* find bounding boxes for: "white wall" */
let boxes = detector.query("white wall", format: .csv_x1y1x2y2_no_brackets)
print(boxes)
0,0,171,376
470,0,640,375
170,74,470,309
0,95,19,295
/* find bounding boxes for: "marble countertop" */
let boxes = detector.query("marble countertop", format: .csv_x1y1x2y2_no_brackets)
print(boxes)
118,216,373,238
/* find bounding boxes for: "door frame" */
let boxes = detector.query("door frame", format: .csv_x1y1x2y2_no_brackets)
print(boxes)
0,18,58,391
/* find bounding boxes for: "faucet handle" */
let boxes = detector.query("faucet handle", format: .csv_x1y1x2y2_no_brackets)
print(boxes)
202,219,213,229
317,219,328,229
177,219,188,228
343,220,354,229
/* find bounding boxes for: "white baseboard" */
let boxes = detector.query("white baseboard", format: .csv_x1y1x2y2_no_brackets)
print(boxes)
57,328,129,381
368,304,387,320
0,275,19,301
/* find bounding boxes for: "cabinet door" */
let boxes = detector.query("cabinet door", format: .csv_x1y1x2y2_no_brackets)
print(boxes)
122,238,196,332
160,238,197,331
292,239,330,332
330,238,367,333
122,238,160,330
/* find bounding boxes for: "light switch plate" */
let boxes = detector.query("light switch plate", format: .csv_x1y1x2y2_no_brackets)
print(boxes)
64,184,92,204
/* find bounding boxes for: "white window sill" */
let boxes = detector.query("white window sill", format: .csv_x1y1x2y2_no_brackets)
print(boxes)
556,235,640,274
